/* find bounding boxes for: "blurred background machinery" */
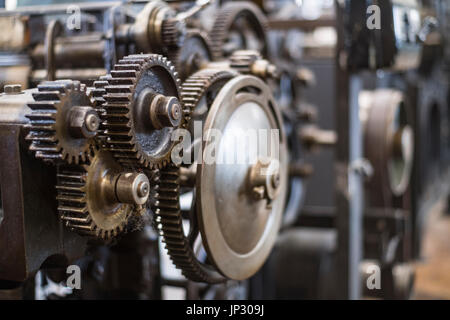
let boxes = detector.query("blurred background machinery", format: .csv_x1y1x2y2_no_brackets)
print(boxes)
0,0,448,300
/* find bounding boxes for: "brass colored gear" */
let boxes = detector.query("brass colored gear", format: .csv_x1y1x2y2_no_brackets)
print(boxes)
56,148,148,241
209,1,268,60
152,69,236,283
102,54,182,169
26,80,98,165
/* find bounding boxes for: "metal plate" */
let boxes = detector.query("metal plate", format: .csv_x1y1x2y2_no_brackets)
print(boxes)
196,75,287,280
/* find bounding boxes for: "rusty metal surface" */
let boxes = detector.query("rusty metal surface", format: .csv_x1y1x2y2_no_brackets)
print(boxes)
0,124,87,282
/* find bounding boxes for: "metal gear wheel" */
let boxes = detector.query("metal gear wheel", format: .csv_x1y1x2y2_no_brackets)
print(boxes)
102,54,182,169
166,29,213,82
56,147,150,241
229,49,278,79
26,80,100,165
209,1,269,60
153,69,288,283
153,69,236,283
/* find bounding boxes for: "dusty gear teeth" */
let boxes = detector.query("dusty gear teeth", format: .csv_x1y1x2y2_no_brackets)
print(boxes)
26,79,97,165
161,18,186,48
209,1,269,60
102,54,182,170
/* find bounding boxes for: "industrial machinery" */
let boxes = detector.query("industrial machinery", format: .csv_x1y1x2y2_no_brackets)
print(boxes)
0,0,448,300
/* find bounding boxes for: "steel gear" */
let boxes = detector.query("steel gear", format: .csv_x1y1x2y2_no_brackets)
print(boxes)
153,69,236,283
229,49,278,79
166,29,213,82
209,1,269,60
102,54,182,169
161,18,187,48
56,147,149,241
26,80,99,165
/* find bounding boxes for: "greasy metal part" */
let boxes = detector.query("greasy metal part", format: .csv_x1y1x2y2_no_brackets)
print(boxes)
148,94,182,129
197,75,288,280
359,89,414,205
102,54,181,169
209,1,269,60
229,50,277,79
120,1,177,54
68,106,99,139
56,148,146,241
167,29,213,82
153,69,236,284
25,80,97,165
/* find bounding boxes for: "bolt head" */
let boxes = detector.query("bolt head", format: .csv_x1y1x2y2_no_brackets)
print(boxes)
4,84,22,95
137,181,150,198
85,113,100,132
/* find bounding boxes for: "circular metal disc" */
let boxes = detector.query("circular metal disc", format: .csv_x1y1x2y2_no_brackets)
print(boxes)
196,75,288,280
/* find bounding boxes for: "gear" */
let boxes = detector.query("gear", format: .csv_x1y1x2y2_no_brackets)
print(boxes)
229,49,278,79
166,29,213,82
56,147,149,241
209,1,268,60
102,54,182,169
153,69,236,283
161,18,186,48
26,80,99,165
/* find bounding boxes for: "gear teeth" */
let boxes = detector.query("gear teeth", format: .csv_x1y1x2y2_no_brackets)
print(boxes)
102,54,181,170
152,164,224,283
209,1,268,60
180,69,236,129
152,69,238,284
229,50,263,74
26,80,94,165
55,149,131,241
161,18,185,47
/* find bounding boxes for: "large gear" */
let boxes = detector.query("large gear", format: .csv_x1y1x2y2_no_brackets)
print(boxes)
153,69,236,283
209,1,269,60
26,80,99,165
102,54,182,169
56,147,149,241
153,69,288,283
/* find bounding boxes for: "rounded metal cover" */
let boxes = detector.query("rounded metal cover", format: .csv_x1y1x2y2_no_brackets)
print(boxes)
196,75,288,280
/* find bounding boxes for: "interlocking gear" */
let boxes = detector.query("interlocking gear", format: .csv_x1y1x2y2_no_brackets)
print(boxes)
56,147,149,241
153,69,236,283
102,54,182,169
209,1,269,60
26,80,99,165
229,49,278,79
167,29,213,82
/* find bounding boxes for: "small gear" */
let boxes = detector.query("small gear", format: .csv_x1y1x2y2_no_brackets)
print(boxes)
166,29,213,82
209,1,269,60
26,80,99,165
161,18,186,48
56,147,149,241
229,50,263,74
102,54,182,169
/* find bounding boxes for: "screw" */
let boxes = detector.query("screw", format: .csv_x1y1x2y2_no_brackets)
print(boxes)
85,113,100,132
137,181,150,198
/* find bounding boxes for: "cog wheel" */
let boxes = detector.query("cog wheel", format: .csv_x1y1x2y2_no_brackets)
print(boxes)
56,147,150,241
26,80,99,165
102,54,182,169
209,1,268,60
166,29,213,82
153,69,236,283
161,18,186,48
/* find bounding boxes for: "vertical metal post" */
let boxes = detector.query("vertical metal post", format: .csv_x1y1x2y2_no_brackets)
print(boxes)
334,0,364,300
